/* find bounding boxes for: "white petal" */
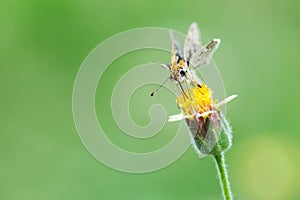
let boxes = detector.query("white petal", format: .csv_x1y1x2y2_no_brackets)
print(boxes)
214,94,238,108
168,113,195,122
196,110,216,118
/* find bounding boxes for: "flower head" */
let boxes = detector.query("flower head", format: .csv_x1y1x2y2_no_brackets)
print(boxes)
171,82,237,157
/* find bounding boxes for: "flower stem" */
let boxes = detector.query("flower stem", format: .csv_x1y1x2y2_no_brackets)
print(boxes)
214,153,233,200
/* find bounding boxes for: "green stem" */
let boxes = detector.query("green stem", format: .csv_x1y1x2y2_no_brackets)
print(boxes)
214,153,233,200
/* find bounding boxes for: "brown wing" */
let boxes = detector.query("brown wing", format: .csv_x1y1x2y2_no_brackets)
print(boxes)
184,23,201,63
170,31,183,64
190,39,220,68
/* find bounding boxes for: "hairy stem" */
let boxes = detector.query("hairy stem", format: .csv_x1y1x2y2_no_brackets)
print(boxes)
214,153,233,200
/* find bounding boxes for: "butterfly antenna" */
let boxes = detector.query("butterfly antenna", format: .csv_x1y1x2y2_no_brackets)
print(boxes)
150,76,170,96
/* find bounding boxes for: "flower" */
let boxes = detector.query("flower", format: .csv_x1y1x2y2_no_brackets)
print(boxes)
170,83,237,157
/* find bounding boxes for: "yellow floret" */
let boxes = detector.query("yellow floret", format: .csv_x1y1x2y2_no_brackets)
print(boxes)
177,83,213,117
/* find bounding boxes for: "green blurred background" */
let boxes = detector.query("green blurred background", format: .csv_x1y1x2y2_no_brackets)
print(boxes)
1,0,300,199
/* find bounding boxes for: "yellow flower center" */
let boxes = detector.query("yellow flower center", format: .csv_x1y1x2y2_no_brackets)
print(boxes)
177,83,213,116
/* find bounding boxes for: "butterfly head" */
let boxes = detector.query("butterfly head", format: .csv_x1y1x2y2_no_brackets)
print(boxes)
170,54,192,84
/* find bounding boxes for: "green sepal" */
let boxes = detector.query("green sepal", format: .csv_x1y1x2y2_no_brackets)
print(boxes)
191,111,232,157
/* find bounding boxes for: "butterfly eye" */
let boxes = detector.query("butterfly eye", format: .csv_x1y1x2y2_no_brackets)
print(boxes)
179,69,186,77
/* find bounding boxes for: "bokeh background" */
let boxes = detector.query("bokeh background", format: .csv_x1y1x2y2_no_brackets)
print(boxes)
1,0,300,199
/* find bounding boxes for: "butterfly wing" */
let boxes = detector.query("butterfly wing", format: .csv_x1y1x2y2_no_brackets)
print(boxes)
184,22,202,63
170,31,183,64
190,39,220,68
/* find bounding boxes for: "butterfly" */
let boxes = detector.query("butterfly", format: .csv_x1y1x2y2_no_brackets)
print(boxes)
151,22,220,97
